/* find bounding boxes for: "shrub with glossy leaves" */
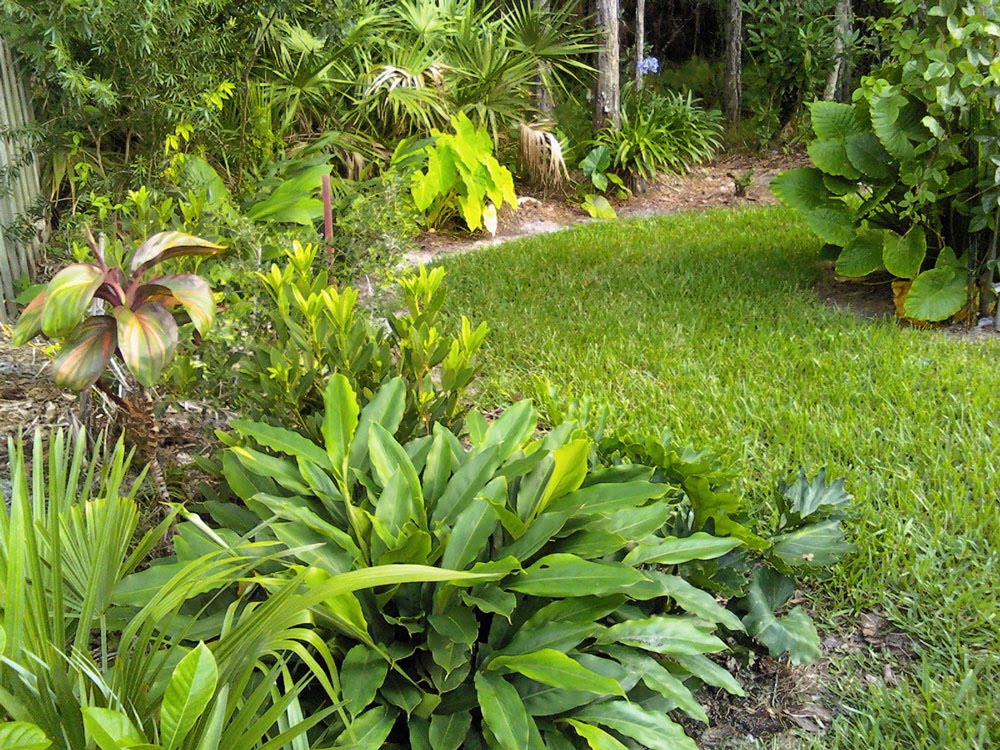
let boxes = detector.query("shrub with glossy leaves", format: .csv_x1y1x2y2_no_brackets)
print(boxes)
222,375,765,749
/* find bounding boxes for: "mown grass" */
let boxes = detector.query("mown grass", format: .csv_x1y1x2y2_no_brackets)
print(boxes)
438,206,1000,748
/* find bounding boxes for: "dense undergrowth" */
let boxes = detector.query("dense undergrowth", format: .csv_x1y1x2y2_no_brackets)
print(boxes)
438,205,1000,748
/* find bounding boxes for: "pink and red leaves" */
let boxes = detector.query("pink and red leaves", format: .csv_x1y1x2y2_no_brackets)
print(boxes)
141,275,216,335
129,231,225,275
51,316,118,391
11,290,48,346
114,302,179,387
40,264,106,338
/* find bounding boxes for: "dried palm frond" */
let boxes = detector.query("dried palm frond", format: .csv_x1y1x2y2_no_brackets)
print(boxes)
518,121,568,188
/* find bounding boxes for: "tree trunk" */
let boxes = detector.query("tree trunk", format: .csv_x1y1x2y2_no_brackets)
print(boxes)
824,0,852,101
593,0,621,132
634,0,646,89
534,0,554,116
722,0,743,122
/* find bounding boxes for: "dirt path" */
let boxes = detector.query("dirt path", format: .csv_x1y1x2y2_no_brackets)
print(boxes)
408,151,799,265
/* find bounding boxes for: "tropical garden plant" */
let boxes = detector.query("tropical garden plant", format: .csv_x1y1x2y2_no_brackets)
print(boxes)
772,0,1000,322
0,429,499,749
216,374,854,748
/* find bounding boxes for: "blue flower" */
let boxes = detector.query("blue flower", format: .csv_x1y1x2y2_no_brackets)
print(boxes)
637,56,660,75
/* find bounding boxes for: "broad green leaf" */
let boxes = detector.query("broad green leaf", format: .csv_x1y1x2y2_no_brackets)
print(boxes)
510,554,646,597
323,374,359,474
771,519,855,569
40,263,104,338
903,266,967,321
770,169,855,245
230,419,331,469
161,642,218,750
488,649,624,696
575,700,697,750
566,720,628,750
369,423,423,510
882,226,927,279
582,194,616,219
869,90,915,161
535,439,590,516
669,653,745,696
845,132,894,180
246,165,331,224
498,621,602,657
524,597,625,629
551,480,668,517
11,290,47,346
590,504,671,540
598,615,727,656
475,672,532,750
483,400,537,458
441,496,499,569
433,444,503,525
349,378,406,471
82,709,144,750
51,316,117,391
341,645,389,717
638,572,745,632
779,468,853,522
605,647,707,723
130,231,224,272
429,713,472,750
114,301,179,386
0,722,52,750
422,429,455,506
331,706,395,749
624,532,742,566
150,274,215,334
230,446,311,495
741,568,821,665
807,140,860,180
836,230,884,277
809,101,864,140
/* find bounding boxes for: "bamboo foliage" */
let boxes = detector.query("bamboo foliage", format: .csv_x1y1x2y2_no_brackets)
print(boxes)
0,36,44,323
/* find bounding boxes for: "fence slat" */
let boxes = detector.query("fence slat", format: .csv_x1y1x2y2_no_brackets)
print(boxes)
0,37,44,323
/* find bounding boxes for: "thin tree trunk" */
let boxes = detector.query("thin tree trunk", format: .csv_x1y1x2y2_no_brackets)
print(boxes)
593,0,621,132
535,0,554,116
824,0,852,101
722,0,742,122
635,0,646,89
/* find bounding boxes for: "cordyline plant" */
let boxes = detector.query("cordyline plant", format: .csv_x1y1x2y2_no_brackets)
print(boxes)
11,229,224,501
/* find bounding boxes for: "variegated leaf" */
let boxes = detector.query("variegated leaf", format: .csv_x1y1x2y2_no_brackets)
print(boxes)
52,316,118,391
40,264,105,338
115,302,179,386
130,231,224,274
11,290,48,346
150,274,216,334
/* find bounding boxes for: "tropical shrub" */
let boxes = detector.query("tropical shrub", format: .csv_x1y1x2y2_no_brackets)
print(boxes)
0,428,496,749
237,243,486,442
405,113,518,233
220,375,853,747
12,230,223,390
597,89,723,184
771,0,1000,322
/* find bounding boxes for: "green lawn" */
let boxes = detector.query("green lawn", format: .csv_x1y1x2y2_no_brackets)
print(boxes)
438,206,999,748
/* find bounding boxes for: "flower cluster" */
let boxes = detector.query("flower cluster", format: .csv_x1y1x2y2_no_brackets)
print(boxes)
637,55,660,75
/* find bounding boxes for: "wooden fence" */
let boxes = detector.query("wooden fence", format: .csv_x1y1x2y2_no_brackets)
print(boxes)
0,37,44,323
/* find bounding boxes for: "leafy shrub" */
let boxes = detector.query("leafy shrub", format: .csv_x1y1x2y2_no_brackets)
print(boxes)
222,376,854,747
0,429,494,749
405,112,517,233
12,230,223,390
237,243,487,442
657,56,722,104
330,171,420,281
597,89,723,182
771,1,1000,322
